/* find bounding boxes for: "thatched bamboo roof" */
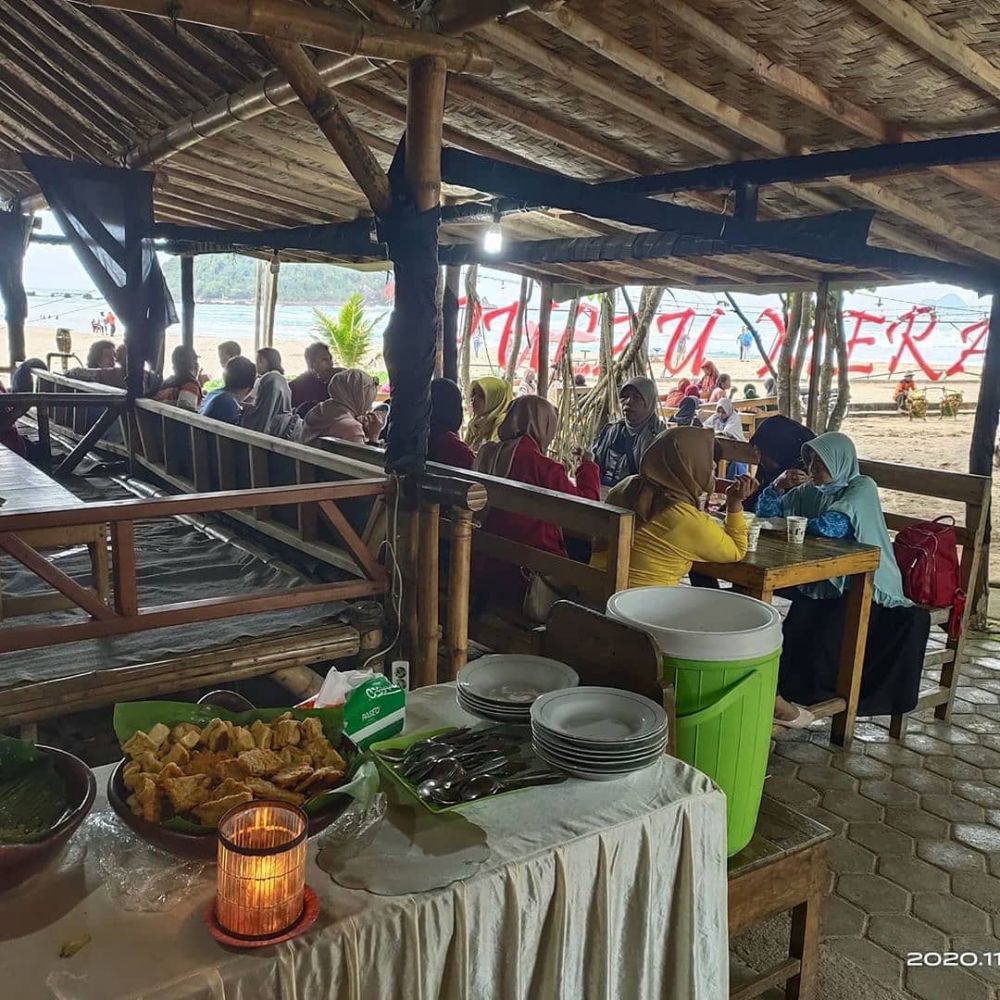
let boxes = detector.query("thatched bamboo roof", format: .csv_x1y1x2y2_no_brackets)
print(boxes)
3,0,1000,289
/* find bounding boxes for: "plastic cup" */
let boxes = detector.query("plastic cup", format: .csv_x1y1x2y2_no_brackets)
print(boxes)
786,516,808,544
746,521,762,553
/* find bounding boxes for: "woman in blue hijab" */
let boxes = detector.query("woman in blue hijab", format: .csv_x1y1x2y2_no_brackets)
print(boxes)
757,431,929,719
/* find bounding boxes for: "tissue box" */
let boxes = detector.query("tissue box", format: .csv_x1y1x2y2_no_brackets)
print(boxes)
302,670,406,750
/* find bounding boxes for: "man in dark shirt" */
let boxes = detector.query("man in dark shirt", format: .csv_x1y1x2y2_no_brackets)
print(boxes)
200,356,257,425
290,342,338,413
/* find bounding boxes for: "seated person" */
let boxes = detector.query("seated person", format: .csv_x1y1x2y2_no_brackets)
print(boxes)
669,395,702,428
200,356,257,424
474,396,600,601
255,347,283,376
290,342,338,413
11,358,46,393
202,341,242,392
241,368,299,439
593,426,754,589
464,375,513,451
66,339,127,386
756,431,930,726
428,378,474,469
704,398,745,441
743,384,759,400
298,369,380,445
593,376,665,488
894,372,916,411
154,345,202,411
87,340,117,369
708,372,733,403
696,360,719,397
663,377,691,407
745,415,815,512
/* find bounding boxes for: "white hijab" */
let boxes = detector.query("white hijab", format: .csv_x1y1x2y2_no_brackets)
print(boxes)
706,398,745,441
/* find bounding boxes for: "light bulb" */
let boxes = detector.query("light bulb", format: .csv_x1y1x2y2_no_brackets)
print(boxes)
482,222,503,254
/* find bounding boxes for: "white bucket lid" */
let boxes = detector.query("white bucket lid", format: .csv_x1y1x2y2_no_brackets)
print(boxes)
607,587,782,661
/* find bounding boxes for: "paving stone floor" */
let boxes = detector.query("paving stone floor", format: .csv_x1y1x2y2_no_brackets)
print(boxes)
761,628,1000,999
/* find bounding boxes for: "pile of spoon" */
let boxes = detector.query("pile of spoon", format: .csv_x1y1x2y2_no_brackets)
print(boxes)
377,727,566,807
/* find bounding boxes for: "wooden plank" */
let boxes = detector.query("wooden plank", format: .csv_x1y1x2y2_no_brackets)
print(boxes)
730,959,800,1000
295,460,319,540
191,426,213,491
0,532,115,622
216,434,238,489
415,502,441,688
110,520,138,617
317,500,385,581
445,507,474,679
859,458,990,504
0,578,384,653
831,570,874,748
472,530,610,596
249,445,271,519
55,404,123,476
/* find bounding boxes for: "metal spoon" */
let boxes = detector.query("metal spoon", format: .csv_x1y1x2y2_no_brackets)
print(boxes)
457,771,567,801
400,746,505,783
416,754,512,800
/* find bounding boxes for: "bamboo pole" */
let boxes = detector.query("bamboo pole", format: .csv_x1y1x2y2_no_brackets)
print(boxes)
264,256,280,347
66,0,492,75
504,276,532,384
406,56,449,213
253,258,264,352
415,502,441,687
442,264,461,382
265,39,391,215
459,264,478,395
445,507,473,679
537,278,553,398
180,255,195,350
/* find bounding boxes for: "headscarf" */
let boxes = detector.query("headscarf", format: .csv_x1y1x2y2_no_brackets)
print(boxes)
706,398,745,440
593,376,666,485
620,377,657,431
749,416,815,493
663,378,690,406
743,384,758,399
475,396,558,479
518,368,538,396
684,384,701,398
241,370,299,438
607,427,716,524
785,432,910,608
430,378,464,433
671,396,701,427
465,375,513,449
11,358,45,393
299,369,377,445
698,361,719,393
763,377,776,396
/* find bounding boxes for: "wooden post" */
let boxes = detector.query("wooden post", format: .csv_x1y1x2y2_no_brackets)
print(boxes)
253,258,265,352
442,263,460,382
264,256,280,347
0,208,30,364
446,507,474,678
969,291,1000,623
180,255,195,349
406,56,448,213
537,278,553,398
415,501,441,687
804,280,829,432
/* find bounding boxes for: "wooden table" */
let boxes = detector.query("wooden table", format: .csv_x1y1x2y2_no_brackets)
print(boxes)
0,447,109,618
694,531,880,747
728,797,832,1000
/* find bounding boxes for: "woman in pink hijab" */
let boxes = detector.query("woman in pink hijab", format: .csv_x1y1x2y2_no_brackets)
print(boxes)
298,369,380,445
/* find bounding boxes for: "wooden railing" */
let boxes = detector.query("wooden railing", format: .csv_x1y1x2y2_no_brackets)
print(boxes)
0,480,390,654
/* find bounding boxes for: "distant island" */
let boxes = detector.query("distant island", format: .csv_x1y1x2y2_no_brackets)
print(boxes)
161,254,391,305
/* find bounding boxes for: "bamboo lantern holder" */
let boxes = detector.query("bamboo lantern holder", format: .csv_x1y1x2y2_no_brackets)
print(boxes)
209,801,313,945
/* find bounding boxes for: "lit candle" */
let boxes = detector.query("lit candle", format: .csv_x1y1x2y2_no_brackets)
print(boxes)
216,801,308,939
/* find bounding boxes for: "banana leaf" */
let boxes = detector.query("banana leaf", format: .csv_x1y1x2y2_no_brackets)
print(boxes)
112,700,374,833
0,735,69,844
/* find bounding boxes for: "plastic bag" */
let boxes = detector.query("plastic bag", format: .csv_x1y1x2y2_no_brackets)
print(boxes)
82,811,213,912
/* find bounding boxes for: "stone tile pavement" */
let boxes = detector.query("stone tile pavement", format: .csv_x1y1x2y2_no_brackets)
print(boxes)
761,630,1000,999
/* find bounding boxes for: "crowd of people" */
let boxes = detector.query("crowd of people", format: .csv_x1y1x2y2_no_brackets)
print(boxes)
8,342,926,731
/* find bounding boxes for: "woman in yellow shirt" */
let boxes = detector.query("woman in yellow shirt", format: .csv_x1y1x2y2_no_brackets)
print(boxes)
595,426,756,586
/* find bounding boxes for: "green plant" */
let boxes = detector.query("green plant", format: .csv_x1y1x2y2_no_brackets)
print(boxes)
313,293,382,368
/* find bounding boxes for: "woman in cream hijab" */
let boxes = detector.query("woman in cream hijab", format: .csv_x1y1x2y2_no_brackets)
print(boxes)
298,369,380,445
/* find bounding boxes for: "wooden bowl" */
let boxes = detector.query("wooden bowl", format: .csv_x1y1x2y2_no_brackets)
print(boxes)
107,737,358,860
0,746,97,893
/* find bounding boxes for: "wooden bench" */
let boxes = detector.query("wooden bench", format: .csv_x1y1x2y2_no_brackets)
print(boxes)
0,447,109,618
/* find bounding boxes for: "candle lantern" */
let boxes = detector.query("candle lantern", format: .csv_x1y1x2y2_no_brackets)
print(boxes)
215,801,308,940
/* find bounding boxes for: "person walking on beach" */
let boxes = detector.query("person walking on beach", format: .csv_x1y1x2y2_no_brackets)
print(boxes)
105,311,116,337
738,328,753,361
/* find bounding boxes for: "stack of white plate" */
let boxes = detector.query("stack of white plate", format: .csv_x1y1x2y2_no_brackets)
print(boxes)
456,655,579,723
530,687,668,781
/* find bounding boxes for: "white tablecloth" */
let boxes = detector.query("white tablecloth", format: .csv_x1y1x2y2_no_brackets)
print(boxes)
2,685,728,1000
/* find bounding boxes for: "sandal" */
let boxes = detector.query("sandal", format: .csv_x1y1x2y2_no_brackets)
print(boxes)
773,705,815,729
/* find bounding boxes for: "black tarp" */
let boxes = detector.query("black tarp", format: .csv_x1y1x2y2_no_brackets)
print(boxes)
22,156,176,394
377,141,439,475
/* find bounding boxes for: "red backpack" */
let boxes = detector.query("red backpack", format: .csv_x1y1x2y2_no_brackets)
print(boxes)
892,516,964,637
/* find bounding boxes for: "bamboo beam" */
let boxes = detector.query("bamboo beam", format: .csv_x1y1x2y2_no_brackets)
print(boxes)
805,279,830,432
264,39,391,215
407,57,449,213
66,0,493,74
853,0,1000,103
648,0,1000,204
537,278,553,398
180,255,195,348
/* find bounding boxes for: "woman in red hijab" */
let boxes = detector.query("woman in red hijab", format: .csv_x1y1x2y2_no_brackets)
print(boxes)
697,360,719,397
663,377,691,407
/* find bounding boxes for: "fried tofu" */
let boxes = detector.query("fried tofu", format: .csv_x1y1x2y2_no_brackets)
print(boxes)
171,723,201,751
193,792,253,828
295,766,345,794
237,748,284,777
300,717,324,743
186,751,226,776
200,718,231,751
271,718,301,749
135,751,164,774
249,719,273,750
135,775,162,823
161,773,212,814
160,742,191,768
244,777,306,806
147,722,171,749
304,740,346,770
271,763,312,789
122,760,143,792
122,730,159,759
228,726,256,753
213,778,252,799
215,757,250,782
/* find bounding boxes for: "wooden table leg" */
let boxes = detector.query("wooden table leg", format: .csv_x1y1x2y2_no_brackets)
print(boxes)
785,846,825,1000
89,525,110,605
830,571,873,749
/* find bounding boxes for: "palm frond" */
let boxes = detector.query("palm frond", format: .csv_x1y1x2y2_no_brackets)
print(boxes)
313,292,378,368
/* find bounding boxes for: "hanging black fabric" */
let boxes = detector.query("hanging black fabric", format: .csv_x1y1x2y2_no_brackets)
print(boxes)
22,155,176,394
0,208,29,363
377,139,440,475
